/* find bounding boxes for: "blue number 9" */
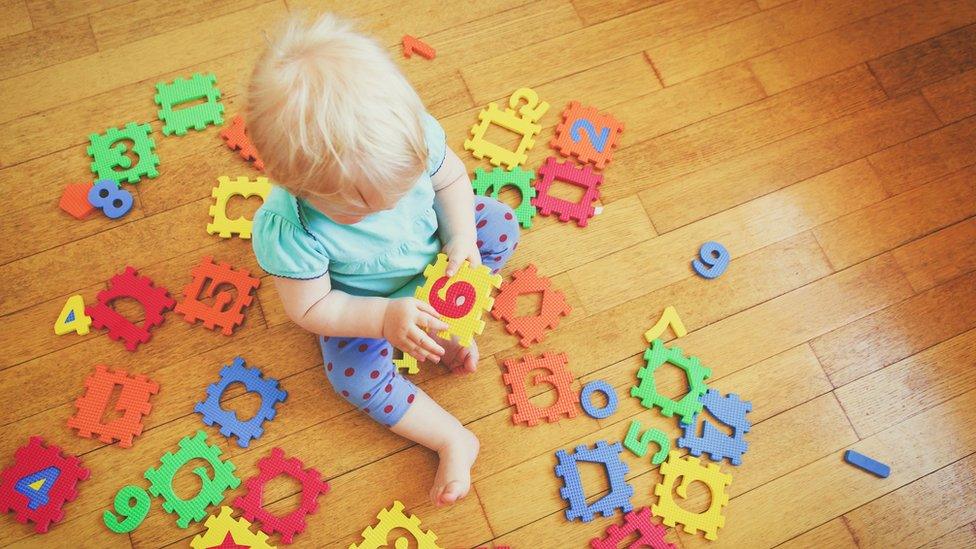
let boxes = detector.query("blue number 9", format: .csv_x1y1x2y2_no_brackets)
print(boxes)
88,179,133,219
692,241,729,279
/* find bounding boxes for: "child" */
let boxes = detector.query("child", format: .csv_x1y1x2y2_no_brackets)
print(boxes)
246,14,520,507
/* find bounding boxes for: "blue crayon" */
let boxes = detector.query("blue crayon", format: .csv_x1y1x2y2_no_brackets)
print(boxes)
844,450,890,478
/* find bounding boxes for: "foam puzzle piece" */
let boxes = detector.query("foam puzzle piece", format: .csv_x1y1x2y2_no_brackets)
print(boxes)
87,122,159,184
653,451,732,541
631,339,711,425
86,266,176,351
555,441,633,523
102,485,151,534
393,351,419,375
233,447,329,544
491,264,571,347
219,115,265,171
590,507,676,549
502,351,578,426
579,380,618,420
624,419,670,466
59,182,96,219
67,365,159,448
144,430,241,528
678,389,752,466
414,253,501,347
207,176,272,239
195,357,287,448
531,156,603,228
464,87,549,169
551,101,624,170
350,500,440,549
471,167,537,228
402,35,436,59
692,241,730,279
54,294,92,336
190,506,275,549
175,256,261,335
155,73,224,136
844,450,890,478
88,179,133,219
0,436,90,533
643,305,687,343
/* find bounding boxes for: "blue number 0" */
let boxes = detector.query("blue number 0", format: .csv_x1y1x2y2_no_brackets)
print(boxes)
570,119,611,152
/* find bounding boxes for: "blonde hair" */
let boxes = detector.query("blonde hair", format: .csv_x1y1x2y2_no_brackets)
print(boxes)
247,13,427,204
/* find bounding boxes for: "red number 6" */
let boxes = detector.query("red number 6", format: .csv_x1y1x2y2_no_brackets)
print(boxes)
429,277,476,318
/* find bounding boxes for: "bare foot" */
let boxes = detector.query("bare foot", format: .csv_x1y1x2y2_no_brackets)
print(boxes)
435,336,480,375
429,427,480,506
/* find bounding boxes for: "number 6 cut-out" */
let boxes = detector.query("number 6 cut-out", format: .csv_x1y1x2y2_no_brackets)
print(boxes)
570,119,611,152
429,276,476,318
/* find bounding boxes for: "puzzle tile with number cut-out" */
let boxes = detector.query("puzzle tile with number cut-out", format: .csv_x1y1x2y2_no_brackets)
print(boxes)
491,264,571,347
87,122,159,184
502,351,578,426
653,451,731,541
678,389,752,466
531,156,603,228
631,339,711,425
190,506,274,549
590,507,676,549
471,167,537,228
86,266,175,351
175,256,260,336
464,87,549,169
555,441,633,522
207,176,272,239
155,73,224,136
551,101,624,170
67,365,159,448
0,436,90,533
414,253,501,347
350,500,440,549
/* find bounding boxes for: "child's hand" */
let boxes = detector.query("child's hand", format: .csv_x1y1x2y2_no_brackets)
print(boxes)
443,238,481,276
382,298,449,363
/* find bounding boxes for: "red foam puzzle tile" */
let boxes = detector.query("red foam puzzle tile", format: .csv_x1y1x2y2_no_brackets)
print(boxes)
86,266,176,351
59,182,96,220
550,101,624,170
0,436,90,533
219,115,264,171
531,156,603,228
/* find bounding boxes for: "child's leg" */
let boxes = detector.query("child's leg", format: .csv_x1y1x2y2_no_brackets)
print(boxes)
320,335,478,506
474,195,521,273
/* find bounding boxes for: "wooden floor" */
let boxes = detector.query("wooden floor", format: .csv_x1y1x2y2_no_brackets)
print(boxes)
1,0,975,547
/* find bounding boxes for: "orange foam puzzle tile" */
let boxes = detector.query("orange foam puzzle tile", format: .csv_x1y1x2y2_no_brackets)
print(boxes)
502,351,578,426
59,182,96,220
550,101,624,170
175,256,260,336
492,264,571,347
66,365,159,448
219,115,264,171
402,35,435,59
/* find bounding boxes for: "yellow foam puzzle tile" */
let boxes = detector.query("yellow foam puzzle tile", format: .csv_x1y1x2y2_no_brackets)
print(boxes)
350,500,440,549
463,87,549,170
190,506,275,549
652,451,732,541
414,253,501,347
207,176,272,239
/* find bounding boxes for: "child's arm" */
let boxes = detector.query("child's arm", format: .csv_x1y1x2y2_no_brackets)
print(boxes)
432,148,479,276
273,275,448,362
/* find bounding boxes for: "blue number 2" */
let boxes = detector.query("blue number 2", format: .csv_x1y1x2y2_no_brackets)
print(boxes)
570,119,611,152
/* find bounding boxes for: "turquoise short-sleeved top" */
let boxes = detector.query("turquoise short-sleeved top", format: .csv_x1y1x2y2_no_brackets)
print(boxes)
251,112,447,298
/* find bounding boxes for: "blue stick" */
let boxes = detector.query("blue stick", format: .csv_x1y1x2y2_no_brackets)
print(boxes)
844,450,890,478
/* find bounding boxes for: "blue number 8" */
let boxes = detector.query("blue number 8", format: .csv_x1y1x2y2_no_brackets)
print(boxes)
570,119,611,152
692,241,729,279
88,179,133,219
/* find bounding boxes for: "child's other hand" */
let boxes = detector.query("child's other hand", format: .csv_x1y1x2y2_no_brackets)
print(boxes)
382,298,449,362
443,238,481,276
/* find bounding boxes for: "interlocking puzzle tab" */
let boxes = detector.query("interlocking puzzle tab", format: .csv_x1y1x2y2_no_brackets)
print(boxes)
414,253,501,347
102,485,151,534
502,351,578,426
219,115,265,171
175,256,261,335
393,349,420,375
551,101,624,170
233,447,329,544
464,87,549,169
59,182,96,219
144,430,241,528
67,365,159,448
471,167,537,228
54,294,92,336
350,500,440,549
207,176,272,239
195,357,287,448
0,436,90,533
692,241,730,279
678,389,752,466
579,380,618,420
190,506,275,549
86,266,176,351
624,419,670,466
88,122,159,184
402,34,436,59
155,73,224,136
631,339,711,425
653,451,731,541
491,264,572,347
590,507,676,549
88,179,133,219
531,156,603,228
644,305,687,343
555,441,634,523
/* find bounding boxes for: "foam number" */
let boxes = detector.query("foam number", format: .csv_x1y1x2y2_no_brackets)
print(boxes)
15,466,61,510
414,254,501,347
643,305,687,343
54,294,92,336
550,101,624,169
429,276,476,318
88,179,133,219
102,485,151,533
692,241,730,279
464,87,549,169
87,122,159,184
624,419,670,465
509,87,549,123
570,119,611,152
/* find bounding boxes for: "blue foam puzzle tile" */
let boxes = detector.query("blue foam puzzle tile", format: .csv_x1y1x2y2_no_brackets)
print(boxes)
677,389,752,466
554,441,633,522
194,357,287,448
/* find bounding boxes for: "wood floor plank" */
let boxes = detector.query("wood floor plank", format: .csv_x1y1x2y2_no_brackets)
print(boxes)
24,0,130,28
923,68,976,123
0,16,97,81
891,218,976,292
460,0,758,104
777,518,858,549
919,523,976,549
0,0,33,39
570,0,668,26
646,0,899,85
749,0,976,94
640,93,940,233
572,158,888,315
867,114,976,196
868,23,976,97
607,64,886,203
813,166,976,270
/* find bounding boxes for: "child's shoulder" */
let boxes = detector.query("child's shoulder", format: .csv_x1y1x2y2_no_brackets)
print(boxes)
255,185,303,227
252,187,329,279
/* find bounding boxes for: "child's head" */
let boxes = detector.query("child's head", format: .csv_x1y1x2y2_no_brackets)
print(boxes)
247,14,428,224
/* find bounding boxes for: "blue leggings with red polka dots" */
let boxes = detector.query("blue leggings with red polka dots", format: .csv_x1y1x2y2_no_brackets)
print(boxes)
320,196,520,426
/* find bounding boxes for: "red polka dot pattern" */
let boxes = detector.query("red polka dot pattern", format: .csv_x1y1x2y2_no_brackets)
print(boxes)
384,405,394,414
499,234,508,242
477,220,487,229
407,394,415,403
380,348,389,357
358,343,368,352
476,203,485,211
344,367,355,377
370,370,380,379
